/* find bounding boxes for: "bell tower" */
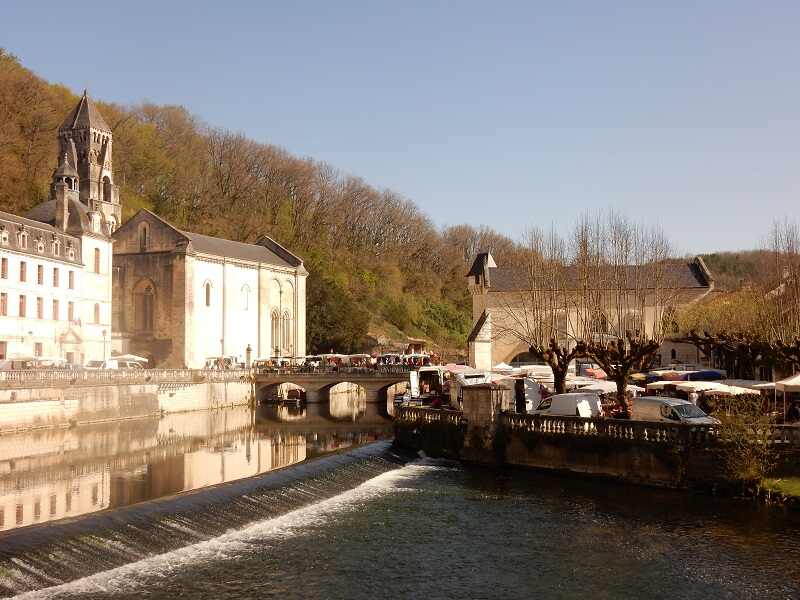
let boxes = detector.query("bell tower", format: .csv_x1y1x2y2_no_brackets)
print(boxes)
58,91,121,233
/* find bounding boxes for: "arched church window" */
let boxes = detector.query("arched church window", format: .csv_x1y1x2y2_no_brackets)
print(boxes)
271,310,280,356
205,282,212,307
102,176,112,203
134,282,155,332
282,310,292,355
138,223,149,252
241,285,250,311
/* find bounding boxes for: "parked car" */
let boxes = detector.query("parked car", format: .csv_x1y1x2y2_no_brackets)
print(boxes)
85,359,119,370
532,392,603,418
116,360,144,369
631,396,720,425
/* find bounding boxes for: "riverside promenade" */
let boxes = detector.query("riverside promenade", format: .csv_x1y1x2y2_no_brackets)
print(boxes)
394,384,800,489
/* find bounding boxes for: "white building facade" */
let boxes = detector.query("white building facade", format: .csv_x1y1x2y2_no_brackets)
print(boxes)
112,210,307,368
0,93,117,364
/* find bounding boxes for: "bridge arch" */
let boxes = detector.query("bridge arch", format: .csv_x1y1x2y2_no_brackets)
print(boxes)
256,381,307,404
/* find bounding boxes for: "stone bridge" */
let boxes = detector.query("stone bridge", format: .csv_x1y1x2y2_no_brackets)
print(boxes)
253,367,410,403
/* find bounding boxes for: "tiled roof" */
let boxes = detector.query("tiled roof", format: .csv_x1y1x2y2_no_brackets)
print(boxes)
486,259,711,292
60,91,112,132
0,210,82,264
182,231,295,268
25,199,92,235
467,311,489,343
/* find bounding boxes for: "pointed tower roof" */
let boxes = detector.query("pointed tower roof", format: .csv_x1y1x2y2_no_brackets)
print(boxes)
59,90,112,132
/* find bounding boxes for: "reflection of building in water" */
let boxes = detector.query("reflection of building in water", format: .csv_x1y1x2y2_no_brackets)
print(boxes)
328,384,367,421
0,471,110,532
113,434,307,505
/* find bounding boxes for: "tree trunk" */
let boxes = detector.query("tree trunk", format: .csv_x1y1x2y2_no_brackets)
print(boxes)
614,374,629,418
553,366,567,395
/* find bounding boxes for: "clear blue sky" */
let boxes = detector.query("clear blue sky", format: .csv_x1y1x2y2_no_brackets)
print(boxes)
3,1,799,253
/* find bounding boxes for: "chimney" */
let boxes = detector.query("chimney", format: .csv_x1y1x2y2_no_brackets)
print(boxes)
54,183,70,232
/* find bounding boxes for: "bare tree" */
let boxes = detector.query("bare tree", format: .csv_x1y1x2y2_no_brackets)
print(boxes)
584,213,677,415
491,227,589,393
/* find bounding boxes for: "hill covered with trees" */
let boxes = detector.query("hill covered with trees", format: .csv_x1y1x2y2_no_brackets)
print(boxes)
0,50,526,356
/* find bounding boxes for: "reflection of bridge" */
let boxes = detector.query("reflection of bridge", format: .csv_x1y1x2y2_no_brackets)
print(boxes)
254,368,409,403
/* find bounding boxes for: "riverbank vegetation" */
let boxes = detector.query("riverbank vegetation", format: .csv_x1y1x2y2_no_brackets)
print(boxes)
0,49,525,355
3,49,799,363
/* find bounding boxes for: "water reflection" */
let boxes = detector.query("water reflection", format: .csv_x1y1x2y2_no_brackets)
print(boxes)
0,392,392,534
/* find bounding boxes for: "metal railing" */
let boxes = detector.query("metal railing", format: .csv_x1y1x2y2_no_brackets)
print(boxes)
0,368,252,388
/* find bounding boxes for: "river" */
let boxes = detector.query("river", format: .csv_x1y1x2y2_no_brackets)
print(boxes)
1,396,799,598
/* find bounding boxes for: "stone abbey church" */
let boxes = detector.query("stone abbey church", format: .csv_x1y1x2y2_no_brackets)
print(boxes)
0,93,307,368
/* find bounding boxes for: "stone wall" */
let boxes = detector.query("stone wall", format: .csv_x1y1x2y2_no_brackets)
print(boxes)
0,380,252,433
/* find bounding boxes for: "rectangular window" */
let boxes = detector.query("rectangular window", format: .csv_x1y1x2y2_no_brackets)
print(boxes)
15,504,23,525
34,500,40,521
20,261,26,282
67,301,74,322
94,303,100,324
52,299,59,320
53,268,59,287
92,484,99,506
0,293,6,316
36,297,43,319
34,342,42,357
1,257,7,279
18,295,26,318
37,264,43,285
0,341,6,360
65,492,71,513
94,248,101,273
49,495,57,516
68,271,74,289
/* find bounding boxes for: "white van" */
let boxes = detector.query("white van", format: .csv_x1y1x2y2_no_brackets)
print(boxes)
631,396,720,425
532,392,602,418
85,359,119,370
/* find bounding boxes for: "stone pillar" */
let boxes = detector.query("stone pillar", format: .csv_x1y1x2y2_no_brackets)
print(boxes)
305,388,321,403
460,383,512,463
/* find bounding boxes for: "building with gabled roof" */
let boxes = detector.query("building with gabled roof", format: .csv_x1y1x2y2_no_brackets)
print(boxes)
112,209,307,368
0,93,116,364
466,252,714,370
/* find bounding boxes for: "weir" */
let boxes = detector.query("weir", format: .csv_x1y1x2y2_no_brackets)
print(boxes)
0,439,408,597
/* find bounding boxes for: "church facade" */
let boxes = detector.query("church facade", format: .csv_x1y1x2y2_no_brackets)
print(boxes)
112,210,307,368
0,92,117,364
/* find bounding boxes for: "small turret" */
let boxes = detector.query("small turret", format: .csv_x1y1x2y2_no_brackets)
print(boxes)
51,152,79,231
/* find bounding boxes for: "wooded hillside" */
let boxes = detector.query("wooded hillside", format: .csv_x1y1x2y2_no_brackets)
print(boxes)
0,50,525,355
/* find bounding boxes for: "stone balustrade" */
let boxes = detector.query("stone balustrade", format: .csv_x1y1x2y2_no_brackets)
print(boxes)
0,368,251,389
397,405,462,426
396,406,800,449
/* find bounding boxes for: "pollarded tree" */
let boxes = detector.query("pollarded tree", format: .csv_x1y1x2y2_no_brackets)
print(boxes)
491,226,592,394
584,213,679,416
